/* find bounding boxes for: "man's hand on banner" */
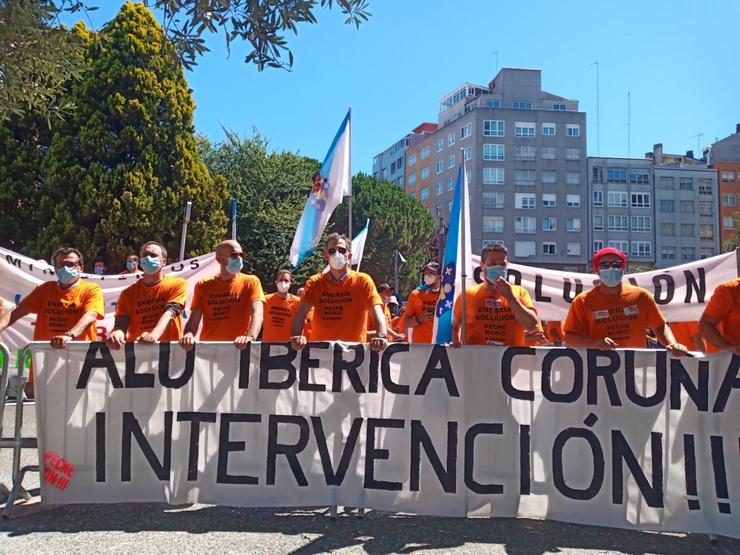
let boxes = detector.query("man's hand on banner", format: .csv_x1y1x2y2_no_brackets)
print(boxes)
593,337,618,351
234,335,254,350
180,332,196,351
50,334,72,349
107,329,126,350
290,335,307,351
665,342,689,357
138,332,158,344
369,336,388,352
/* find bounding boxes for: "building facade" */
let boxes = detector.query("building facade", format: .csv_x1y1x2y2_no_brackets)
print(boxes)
371,123,437,189
709,125,740,251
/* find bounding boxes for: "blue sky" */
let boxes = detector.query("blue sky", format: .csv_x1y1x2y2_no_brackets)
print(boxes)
65,0,740,172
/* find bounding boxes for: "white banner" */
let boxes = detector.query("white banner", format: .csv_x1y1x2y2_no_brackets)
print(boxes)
471,250,740,321
32,342,739,538
0,246,219,367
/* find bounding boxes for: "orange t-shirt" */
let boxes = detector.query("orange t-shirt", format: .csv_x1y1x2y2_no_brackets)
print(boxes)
303,307,314,340
19,280,104,340
668,321,702,350
564,283,666,349
301,271,382,342
262,293,300,342
453,283,537,346
702,278,740,348
115,276,187,341
403,288,440,344
191,274,265,341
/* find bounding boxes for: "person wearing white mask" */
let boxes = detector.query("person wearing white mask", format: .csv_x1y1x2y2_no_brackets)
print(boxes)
179,240,265,351
261,269,300,342
402,262,441,344
290,233,387,351
452,243,539,347
564,247,687,355
108,241,187,348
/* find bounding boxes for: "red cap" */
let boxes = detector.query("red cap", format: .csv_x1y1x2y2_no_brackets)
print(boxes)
592,247,627,271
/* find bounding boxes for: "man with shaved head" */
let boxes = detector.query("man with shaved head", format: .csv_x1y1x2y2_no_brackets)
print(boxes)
180,240,265,351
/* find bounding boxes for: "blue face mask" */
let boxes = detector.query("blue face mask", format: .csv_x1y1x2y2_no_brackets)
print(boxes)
126,260,137,271
140,255,161,275
599,268,623,287
226,256,243,275
56,265,79,285
485,265,507,282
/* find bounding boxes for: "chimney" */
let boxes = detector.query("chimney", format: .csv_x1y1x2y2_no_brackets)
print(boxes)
686,150,694,159
652,143,663,165
736,123,740,134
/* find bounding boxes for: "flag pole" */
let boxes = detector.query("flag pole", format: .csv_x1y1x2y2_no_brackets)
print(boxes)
459,153,468,345
230,198,237,241
348,107,353,242
179,200,193,262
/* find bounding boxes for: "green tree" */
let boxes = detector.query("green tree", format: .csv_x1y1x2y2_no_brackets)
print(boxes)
332,173,436,294
723,211,740,252
1,0,371,122
199,130,327,291
31,3,227,264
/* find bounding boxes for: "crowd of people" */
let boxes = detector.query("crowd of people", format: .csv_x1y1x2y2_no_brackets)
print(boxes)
0,234,738,397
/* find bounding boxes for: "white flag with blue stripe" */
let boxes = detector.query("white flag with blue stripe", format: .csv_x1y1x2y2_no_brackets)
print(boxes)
290,110,352,267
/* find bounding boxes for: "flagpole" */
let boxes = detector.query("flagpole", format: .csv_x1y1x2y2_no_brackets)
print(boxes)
394,250,400,296
179,200,192,262
459,153,468,345
348,107,353,242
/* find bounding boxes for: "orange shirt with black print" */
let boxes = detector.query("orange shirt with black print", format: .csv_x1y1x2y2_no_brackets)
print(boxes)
403,288,439,344
262,292,301,342
115,276,187,342
191,274,265,341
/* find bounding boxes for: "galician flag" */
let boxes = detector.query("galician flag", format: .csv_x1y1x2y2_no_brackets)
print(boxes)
433,161,472,344
290,110,352,266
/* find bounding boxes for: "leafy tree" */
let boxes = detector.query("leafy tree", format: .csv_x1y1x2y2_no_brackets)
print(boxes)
30,2,227,264
198,130,327,291
723,212,740,252
1,0,372,121
331,173,436,295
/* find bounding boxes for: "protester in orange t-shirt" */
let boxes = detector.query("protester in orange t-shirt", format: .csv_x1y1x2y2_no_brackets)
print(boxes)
564,247,687,355
699,277,740,354
180,240,265,350
290,233,387,351
367,283,406,342
452,243,540,346
262,269,301,342
0,247,104,346
402,262,441,343
668,321,706,352
108,241,187,348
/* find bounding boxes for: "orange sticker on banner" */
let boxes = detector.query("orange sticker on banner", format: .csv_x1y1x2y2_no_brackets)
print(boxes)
43,450,75,490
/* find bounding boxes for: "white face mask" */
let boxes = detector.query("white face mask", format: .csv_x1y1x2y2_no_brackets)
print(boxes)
423,274,437,286
276,281,290,293
329,252,347,270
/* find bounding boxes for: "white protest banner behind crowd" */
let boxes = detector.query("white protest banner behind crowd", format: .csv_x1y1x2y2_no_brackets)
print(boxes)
32,342,739,538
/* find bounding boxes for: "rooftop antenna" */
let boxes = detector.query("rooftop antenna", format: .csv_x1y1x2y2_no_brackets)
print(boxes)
626,91,631,159
490,51,499,74
591,61,600,156
689,133,704,157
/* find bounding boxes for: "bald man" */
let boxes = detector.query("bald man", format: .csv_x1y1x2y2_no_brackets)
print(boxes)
180,240,265,351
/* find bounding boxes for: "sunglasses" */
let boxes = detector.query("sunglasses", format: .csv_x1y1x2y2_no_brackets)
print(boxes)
598,261,623,270
227,252,245,259
327,247,348,255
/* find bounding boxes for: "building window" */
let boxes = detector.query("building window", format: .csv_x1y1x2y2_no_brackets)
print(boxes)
483,144,505,161
699,224,714,241
436,138,444,152
542,123,556,136
721,171,735,182
512,101,533,110
483,120,504,137
420,146,430,160
420,187,429,200
410,192,416,200
566,194,581,208
460,123,472,140
515,169,536,186
593,240,604,253
448,200,453,212
565,148,580,160
448,132,455,146
408,172,417,185
515,193,536,209
699,201,713,217
631,192,651,208
542,242,556,255
448,154,456,169
542,170,557,184
593,215,604,231
541,146,556,160
680,200,694,213
514,241,536,257
463,146,472,161
483,192,505,209
679,177,694,191
553,103,566,111
486,100,502,108
608,215,629,231
592,166,604,183
448,177,455,191
593,190,603,206
607,168,627,183
630,216,651,232
514,216,536,234
700,248,715,259
631,241,652,258
436,182,443,196
608,240,628,253
566,124,580,137
514,145,536,161
483,216,504,233
661,247,676,261
661,223,675,236
514,122,536,138
420,166,430,180
722,194,737,206
698,180,713,195
436,161,444,174
681,247,695,261
681,223,695,236
542,216,557,231
407,153,417,167
542,194,556,207
566,242,581,256
724,216,736,230
566,172,581,185
608,191,628,207
629,170,650,184
660,199,675,212
567,217,581,232
659,176,674,189
483,167,505,185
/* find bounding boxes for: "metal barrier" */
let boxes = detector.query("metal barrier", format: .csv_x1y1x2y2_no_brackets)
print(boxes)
0,344,38,517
